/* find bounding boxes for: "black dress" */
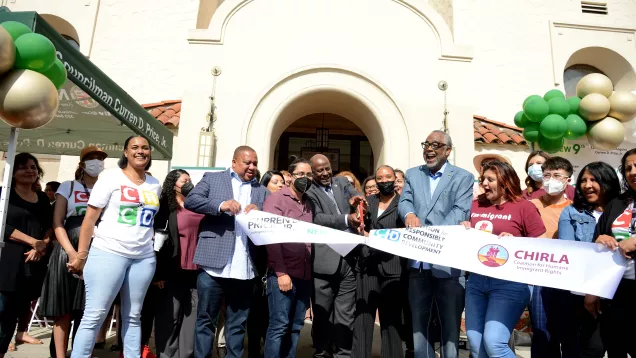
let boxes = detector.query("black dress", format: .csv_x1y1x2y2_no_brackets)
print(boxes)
38,215,85,317
0,188,52,299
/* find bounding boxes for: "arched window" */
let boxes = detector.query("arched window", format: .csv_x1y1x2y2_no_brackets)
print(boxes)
563,64,605,98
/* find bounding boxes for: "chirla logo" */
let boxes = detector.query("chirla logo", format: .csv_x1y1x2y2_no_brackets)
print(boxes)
477,244,509,267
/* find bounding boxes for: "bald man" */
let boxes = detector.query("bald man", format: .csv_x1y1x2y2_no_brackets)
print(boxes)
185,145,269,358
305,154,365,358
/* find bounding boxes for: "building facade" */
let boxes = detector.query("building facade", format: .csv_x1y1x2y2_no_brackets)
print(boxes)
3,0,636,183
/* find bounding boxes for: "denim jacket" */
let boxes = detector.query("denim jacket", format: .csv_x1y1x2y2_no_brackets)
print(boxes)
558,204,596,242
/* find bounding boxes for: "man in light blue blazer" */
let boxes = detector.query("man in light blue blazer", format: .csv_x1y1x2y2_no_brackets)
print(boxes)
398,130,474,358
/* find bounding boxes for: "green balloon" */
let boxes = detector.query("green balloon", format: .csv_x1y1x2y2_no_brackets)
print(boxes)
538,135,564,154
540,114,567,139
514,111,530,128
544,89,565,102
1,21,32,41
40,58,66,90
548,97,571,118
524,97,550,122
564,114,587,140
523,122,540,142
14,33,56,72
567,97,581,114
523,94,542,107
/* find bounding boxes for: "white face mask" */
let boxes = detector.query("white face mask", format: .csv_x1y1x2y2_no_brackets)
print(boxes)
84,159,104,177
544,178,566,196
527,163,543,182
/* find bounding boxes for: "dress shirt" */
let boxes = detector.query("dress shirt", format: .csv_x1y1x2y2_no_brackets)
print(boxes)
411,162,448,270
203,169,255,280
263,186,312,280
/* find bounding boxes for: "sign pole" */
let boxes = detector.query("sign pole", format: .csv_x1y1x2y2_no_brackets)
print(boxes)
0,126,19,256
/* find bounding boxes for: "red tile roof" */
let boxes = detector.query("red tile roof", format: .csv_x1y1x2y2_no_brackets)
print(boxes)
473,115,527,146
143,100,181,128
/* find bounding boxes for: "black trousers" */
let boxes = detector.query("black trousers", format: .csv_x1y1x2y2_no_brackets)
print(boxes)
606,279,636,358
312,262,356,358
351,268,405,358
247,278,268,358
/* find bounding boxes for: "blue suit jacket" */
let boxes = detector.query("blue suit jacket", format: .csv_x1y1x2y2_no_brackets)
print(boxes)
184,169,269,275
398,162,474,278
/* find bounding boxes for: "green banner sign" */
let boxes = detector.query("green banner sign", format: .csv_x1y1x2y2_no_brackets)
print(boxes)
0,11,173,159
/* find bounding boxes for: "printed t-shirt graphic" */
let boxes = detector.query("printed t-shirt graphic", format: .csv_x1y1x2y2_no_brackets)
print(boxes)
56,180,92,218
469,200,545,238
610,202,636,279
88,168,161,259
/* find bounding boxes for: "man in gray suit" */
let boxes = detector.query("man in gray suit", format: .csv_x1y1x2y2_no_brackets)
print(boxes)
306,154,365,358
184,145,269,358
398,131,474,358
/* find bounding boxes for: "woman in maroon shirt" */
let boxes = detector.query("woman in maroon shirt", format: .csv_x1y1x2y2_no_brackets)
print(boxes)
153,169,203,358
462,161,546,358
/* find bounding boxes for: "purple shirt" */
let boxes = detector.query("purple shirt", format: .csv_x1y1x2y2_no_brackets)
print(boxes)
177,208,204,270
263,186,312,280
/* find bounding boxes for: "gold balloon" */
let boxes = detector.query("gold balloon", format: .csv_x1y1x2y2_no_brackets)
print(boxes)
576,73,613,98
0,26,15,76
609,91,636,122
0,69,59,129
587,116,625,150
579,93,610,121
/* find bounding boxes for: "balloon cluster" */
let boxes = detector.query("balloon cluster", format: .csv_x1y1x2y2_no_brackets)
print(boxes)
0,21,65,129
515,73,636,152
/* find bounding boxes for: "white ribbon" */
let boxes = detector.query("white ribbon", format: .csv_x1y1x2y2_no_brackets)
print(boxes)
237,211,626,298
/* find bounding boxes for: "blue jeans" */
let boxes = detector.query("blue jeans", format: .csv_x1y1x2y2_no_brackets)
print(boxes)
71,248,156,358
264,274,310,358
408,268,465,358
465,274,530,358
195,271,255,358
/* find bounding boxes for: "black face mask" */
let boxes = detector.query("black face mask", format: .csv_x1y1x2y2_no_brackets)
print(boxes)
377,181,395,196
293,177,312,194
180,181,194,197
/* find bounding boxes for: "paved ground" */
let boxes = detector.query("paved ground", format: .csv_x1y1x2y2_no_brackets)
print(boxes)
5,323,531,357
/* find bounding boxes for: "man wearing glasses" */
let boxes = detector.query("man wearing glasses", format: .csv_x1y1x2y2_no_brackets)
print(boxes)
398,130,474,358
528,156,574,357
306,154,365,358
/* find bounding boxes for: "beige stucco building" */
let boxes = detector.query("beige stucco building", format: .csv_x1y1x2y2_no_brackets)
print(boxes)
2,0,636,184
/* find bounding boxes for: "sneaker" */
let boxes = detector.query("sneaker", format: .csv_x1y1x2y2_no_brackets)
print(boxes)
142,345,156,358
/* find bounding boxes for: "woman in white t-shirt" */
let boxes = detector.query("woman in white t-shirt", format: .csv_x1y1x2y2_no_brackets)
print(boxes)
68,136,161,358
39,146,107,358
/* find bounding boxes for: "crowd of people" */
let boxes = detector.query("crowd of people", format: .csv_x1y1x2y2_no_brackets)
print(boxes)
0,130,635,358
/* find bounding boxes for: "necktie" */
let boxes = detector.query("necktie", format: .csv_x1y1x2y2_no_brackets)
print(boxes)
325,185,341,215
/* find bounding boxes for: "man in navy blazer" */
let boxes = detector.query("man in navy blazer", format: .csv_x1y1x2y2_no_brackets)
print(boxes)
184,145,269,358
398,131,474,358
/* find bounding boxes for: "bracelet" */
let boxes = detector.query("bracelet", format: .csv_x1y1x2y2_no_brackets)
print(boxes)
77,250,89,255
76,253,89,260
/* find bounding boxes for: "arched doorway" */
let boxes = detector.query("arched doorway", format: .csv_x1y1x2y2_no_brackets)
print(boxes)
274,113,374,181
242,66,410,173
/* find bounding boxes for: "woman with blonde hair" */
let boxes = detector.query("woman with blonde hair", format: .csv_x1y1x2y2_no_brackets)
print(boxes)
39,147,107,358
336,171,362,193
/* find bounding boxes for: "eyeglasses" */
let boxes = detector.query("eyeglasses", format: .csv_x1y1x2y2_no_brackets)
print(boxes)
292,172,313,179
365,184,378,190
421,142,448,150
542,173,568,180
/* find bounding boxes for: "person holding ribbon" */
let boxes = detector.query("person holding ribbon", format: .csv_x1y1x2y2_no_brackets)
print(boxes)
594,148,636,357
352,165,406,358
39,146,107,358
558,161,620,358
462,160,545,358
184,145,268,358
262,158,313,358
398,130,474,358
306,154,365,358
67,135,161,358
